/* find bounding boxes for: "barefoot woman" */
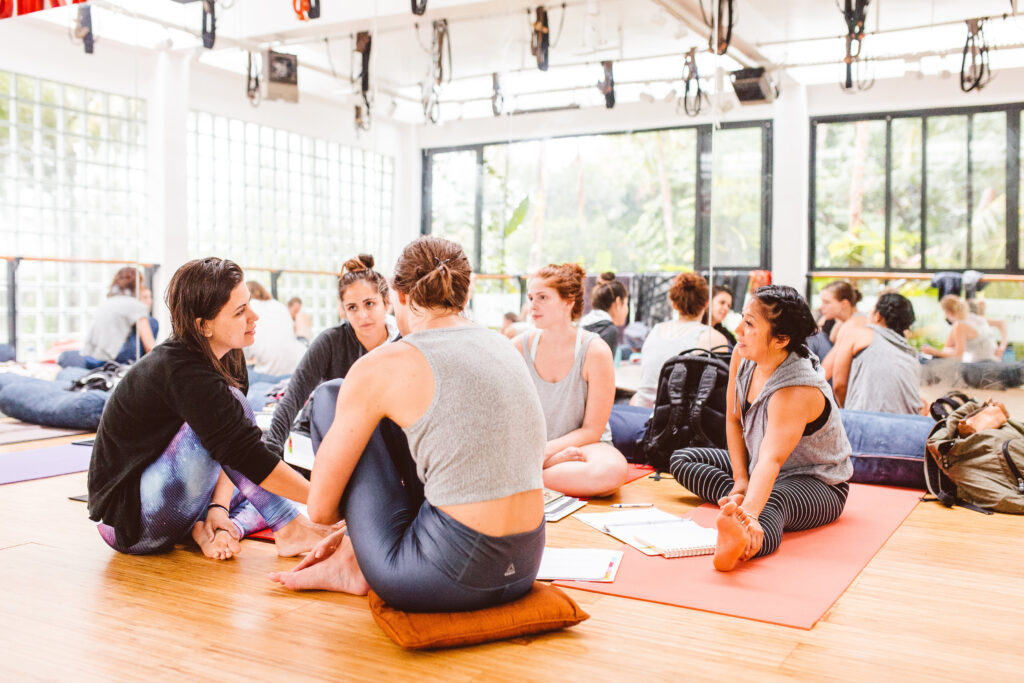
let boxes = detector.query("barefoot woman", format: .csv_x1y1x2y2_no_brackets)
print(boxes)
88,258,327,560
669,285,853,571
270,237,546,611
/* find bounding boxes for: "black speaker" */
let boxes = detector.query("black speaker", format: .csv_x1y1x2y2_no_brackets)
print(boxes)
730,68,777,104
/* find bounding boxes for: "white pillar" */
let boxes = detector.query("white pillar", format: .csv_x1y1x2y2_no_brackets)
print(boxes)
771,78,810,293
146,52,191,339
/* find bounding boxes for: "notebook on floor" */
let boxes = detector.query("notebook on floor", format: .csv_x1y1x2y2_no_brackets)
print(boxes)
574,507,717,556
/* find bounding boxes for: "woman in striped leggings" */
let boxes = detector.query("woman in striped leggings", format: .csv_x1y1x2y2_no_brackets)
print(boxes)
669,285,853,571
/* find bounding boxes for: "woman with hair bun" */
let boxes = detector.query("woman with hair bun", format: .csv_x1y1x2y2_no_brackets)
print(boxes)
512,263,628,498
270,237,547,612
580,272,629,353
264,254,398,458
669,285,853,572
816,280,866,379
830,292,925,414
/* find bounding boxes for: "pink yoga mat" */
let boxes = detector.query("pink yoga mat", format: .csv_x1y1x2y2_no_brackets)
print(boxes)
555,483,921,629
0,443,92,485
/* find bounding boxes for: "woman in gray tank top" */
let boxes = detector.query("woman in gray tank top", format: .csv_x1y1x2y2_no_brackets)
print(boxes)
831,292,925,415
513,263,628,499
270,237,547,612
669,286,853,572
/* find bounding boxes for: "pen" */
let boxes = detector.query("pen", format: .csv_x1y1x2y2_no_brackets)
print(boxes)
610,502,653,508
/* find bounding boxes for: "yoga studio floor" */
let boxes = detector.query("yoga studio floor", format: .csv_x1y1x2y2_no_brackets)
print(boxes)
2,385,1023,680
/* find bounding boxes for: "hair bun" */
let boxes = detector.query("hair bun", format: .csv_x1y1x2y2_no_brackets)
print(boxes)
853,288,863,304
563,262,586,281
598,271,616,282
343,254,373,274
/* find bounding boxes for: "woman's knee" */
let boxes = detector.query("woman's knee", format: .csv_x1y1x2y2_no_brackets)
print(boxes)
310,378,345,452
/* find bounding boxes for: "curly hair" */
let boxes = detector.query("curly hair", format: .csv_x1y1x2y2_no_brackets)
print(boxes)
535,262,586,319
752,285,819,358
338,253,389,302
875,292,916,335
392,237,472,312
668,272,709,318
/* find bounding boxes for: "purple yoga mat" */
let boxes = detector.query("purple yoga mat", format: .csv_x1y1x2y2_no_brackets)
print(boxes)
0,443,92,485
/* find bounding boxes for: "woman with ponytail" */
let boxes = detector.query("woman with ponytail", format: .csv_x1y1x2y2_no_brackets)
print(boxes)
580,272,629,353
270,237,547,612
264,254,398,457
88,258,329,561
669,285,853,571
512,263,628,498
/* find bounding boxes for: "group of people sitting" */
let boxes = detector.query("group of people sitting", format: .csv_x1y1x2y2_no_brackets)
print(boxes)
83,237,1015,615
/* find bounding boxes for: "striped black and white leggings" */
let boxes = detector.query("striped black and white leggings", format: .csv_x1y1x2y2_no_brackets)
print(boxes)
668,447,850,557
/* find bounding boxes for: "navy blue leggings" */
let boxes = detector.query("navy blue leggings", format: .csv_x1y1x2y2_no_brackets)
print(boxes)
311,379,545,612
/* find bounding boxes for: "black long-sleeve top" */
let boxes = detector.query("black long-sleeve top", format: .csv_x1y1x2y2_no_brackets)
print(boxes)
264,322,396,456
87,338,281,548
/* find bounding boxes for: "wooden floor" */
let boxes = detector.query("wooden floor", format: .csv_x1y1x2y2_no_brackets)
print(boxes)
2,387,1024,680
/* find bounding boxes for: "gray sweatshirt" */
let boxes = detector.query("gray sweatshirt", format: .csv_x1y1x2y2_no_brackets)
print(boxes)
845,324,921,415
735,352,853,486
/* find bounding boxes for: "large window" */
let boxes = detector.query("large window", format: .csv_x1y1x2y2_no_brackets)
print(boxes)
811,105,1021,272
423,122,772,275
187,112,394,335
0,70,147,358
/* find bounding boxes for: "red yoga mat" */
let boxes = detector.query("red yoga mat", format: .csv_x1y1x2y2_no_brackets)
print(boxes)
624,463,655,484
555,483,921,629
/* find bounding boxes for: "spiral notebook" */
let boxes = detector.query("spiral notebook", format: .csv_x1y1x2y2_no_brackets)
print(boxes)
631,519,718,558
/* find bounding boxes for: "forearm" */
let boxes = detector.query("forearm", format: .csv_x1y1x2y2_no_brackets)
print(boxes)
546,425,604,456
257,460,310,504
742,457,783,518
833,381,847,407
725,418,749,486
210,470,234,509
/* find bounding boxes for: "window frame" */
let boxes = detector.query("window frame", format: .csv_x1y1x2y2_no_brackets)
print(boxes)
421,120,773,274
809,102,1023,274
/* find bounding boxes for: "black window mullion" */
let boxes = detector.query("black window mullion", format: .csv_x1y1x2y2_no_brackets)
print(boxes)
966,114,974,268
695,125,712,270
920,117,928,271
1007,108,1020,272
884,116,892,270
808,119,818,272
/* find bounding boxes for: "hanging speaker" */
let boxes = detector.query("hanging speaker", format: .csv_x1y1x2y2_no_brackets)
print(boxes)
730,67,777,105
264,50,299,103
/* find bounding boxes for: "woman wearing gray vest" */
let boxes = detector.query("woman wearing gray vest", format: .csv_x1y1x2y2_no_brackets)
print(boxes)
831,292,925,415
269,236,547,612
669,286,853,572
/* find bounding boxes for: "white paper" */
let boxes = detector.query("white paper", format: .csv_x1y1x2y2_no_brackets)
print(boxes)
537,548,623,582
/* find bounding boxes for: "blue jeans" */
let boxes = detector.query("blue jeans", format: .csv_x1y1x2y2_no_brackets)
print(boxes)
310,378,545,612
97,388,299,554
115,317,159,364
840,409,934,489
609,404,652,463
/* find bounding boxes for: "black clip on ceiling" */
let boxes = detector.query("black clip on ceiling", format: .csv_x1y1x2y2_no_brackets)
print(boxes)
961,19,992,92
246,52,261,107
355,31,372,131
423,19,451,124
492,73,504,117
598,61,615,109
840,0,873,92
75,4,94,55
699,0,734,55
412,0,427,16
308,0,320,19
681,47,702,117
531,6,550,71
201,0,215,49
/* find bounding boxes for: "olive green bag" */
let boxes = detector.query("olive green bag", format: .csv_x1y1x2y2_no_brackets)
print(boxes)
925,400,1024,514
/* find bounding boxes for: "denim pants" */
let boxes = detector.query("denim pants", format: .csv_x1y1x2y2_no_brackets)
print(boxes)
608,404,652,463
840,409,934,488
310,378,545,612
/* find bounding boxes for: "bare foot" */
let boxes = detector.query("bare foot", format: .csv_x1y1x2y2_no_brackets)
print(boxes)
713,501,749,572
272,515,335,557
268,534,370,595
191,523,241,561
546,447,585,468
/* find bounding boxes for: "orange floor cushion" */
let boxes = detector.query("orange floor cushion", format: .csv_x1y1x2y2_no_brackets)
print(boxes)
368,582,590,650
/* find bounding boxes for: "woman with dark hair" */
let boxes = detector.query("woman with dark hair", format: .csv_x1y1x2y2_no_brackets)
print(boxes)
669,285,853,572
72,267,157,367
264,254,398,458
513,263,628,498
88,258,328,560
629,272,729,409
831,292,924,414
710,285,737,349
580,272,629,353
269,237,547,612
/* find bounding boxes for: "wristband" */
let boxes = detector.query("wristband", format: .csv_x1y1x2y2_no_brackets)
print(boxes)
207,503,229,515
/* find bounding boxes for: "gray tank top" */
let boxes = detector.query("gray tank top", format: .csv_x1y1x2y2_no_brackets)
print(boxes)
845,325,921,415
401,325,545,506
964,314,998,362
735,352,852,486
520,328,613,443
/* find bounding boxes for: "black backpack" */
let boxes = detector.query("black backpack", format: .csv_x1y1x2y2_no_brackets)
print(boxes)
637,347,731,471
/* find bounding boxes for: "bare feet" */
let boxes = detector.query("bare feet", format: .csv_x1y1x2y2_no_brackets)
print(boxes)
545,447,585,468
272,515,336,557
268,534,370,595
191,523,241,560
713,501,749,572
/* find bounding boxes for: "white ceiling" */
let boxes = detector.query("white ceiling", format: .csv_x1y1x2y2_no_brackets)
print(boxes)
5,0,1024,122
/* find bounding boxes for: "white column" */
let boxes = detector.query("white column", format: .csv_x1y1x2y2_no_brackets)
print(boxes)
771,78,810,293
146,52,191,339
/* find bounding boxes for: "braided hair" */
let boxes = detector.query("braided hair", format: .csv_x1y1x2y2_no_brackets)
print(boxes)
751,285,819,358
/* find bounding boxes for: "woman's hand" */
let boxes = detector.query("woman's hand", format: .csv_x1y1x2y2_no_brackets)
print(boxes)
203,505,238,541
544,446,586,469
290,524,347,571
718,479,749,508
741,511,764,560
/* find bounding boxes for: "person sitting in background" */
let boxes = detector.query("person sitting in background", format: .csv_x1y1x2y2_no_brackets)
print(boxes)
245,282,307,377
710,285,737,349
501,311,532,339
830,292,924,415
967,299,1009,360
815,281,867,379
629,272,729,410
580,272,629,354
66,267,157,369
922,294,1005,362
264,254,398,458
513,263,628,498
288,297,313,342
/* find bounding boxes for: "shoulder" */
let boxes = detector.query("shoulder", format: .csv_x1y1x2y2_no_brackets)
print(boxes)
583,331,613,362
768,384,823,419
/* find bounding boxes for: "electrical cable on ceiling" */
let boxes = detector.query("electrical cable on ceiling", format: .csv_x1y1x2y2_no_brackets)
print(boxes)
699,0,734,55
202,0,215,49
411,0,427,16
422,19,451,124
246,51,262,107
961,18,992,92
73,4,95,54
597,60,615,109
492,72,504,117
355,31,373,131
681,47,703,116
839,0,874,92
530,6,550,71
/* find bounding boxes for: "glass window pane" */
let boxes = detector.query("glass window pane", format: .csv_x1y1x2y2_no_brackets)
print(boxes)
430,150,479,268
712,127,762,267
889,118,922,268
925,116,968,269
969,112,1005,269
814,120,886,268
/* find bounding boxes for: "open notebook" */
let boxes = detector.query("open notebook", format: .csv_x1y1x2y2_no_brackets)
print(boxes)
574,507,718,558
